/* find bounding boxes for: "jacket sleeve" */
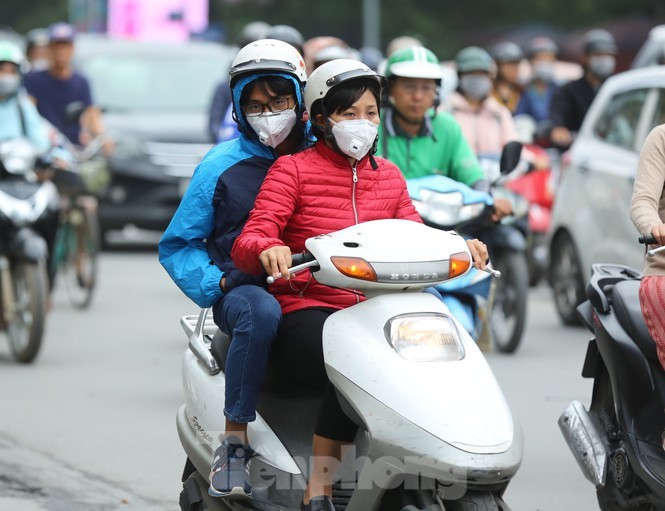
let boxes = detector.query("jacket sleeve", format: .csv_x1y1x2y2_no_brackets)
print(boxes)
549,84,572,129
19,95,50,154
158,161,224,308
631,125,665,237
232,156,300,275
391,166,423,223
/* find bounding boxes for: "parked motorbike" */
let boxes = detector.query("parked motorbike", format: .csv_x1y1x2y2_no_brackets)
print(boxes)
0,138,59,363
559,235,665,510
409,141,528,354
177,219,523,511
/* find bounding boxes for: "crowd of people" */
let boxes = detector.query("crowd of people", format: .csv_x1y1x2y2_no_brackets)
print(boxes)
157,21,629,511
1,16,651,511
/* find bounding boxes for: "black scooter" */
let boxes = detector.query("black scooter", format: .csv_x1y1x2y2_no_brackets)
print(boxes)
559,235,665,510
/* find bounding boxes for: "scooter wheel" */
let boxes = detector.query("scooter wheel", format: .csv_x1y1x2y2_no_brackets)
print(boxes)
180,471,231,511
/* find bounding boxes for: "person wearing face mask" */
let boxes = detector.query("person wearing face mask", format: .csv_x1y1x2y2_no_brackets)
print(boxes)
0,41,49,154
549,28,618,149
232,59,488,510
490,41,525,114
514,37,560,124
447,46,519,157
24,28,50,72
159,39,312,500
376,46,513,221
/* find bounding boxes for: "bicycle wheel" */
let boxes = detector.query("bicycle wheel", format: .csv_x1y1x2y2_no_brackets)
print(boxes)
62,205,100,309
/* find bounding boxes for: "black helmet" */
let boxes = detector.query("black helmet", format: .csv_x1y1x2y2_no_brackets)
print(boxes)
525,36,558,59
583,29,617,55
491,41,524,63
265,25,304,53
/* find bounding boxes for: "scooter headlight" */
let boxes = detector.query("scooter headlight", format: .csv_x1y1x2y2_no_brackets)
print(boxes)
418,189,485,226
385,313,465,362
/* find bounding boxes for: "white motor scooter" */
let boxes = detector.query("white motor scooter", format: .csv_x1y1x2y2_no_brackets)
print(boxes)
177,219,523,511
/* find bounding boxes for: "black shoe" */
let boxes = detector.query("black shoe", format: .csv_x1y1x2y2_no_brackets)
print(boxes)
208,435,254,498
300,495,335,511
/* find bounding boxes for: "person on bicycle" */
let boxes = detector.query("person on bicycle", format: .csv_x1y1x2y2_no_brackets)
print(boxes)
159,39,311,500
376,45,512,220
447,45,519,157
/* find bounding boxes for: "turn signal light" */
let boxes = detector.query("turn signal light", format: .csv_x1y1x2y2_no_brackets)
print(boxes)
448,251,471,278
330,257,377,281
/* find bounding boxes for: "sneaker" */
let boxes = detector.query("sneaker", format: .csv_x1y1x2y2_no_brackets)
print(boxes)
208,435,254,498
300,495,335,511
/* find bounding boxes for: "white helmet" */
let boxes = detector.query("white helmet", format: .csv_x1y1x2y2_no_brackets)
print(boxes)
304,59,384,115
229,38,307,87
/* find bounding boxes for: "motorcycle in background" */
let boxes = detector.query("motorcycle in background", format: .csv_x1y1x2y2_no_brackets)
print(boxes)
0,138,59,363
410,141,528,354
176,219,523,511
559,236,665,509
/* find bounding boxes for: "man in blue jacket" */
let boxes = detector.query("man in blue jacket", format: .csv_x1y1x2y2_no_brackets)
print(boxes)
158,39,310,500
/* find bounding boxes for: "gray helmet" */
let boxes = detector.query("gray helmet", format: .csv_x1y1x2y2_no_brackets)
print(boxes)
25,28,49,51
265,25,304,53
583,29,617,55
455,46,493,73
238,21,270,46
526,36,558,59
491,41,524,63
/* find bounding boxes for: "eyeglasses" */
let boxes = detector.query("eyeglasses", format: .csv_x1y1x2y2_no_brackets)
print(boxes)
242,97,294,117
397,81,438,95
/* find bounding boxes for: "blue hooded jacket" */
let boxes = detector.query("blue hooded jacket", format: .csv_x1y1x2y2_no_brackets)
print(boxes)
158,72,310,308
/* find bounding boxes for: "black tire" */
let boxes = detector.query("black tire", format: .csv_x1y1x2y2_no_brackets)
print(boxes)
180,471,229,511
550,232,585,326
444,491,501,510
63,206,100,309
6,261,48,363
490,250,529,354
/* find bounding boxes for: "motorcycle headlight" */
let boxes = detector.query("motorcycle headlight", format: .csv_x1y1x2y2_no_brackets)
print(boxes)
385,313,465,362
418,189,485,226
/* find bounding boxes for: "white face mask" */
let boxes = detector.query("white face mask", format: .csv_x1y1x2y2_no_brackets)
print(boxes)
533,61,555,82
246,108,297,148
329,119,379,160
589,55,615,79
0,75,20,97
459,75,493,101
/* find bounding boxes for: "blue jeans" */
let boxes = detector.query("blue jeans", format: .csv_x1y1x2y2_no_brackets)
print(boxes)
212,285,282,423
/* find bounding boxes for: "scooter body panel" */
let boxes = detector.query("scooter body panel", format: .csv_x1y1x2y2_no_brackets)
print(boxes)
323,293,515,454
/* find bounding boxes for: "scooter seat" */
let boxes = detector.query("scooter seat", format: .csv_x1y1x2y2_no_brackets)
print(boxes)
611,280,659,363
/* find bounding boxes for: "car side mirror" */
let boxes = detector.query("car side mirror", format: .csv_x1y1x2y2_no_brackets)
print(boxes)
500,141,523,174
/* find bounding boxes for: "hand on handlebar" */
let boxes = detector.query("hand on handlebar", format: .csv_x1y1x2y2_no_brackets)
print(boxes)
491,197,514,222
465,239,488,271
259,246,293,281
652,224,665,247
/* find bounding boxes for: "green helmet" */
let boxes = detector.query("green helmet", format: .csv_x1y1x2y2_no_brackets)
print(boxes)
384,45,443,82
455,46,493,74
0,41,24,69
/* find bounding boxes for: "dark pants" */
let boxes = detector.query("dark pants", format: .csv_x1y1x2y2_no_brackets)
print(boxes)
271,308,359,443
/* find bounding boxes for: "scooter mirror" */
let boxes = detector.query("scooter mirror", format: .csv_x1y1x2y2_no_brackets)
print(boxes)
500,141,523,174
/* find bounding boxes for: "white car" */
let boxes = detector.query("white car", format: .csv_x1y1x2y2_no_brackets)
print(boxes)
548,66,665,325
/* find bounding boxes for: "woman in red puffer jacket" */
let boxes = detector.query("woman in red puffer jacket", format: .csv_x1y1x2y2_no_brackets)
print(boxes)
232,59,488,511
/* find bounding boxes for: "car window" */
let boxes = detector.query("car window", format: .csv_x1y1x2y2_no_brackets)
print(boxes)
77,49,230,113
593,89,649,150
645,88,665,134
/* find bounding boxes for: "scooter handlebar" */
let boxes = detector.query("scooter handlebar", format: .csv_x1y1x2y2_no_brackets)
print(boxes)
639,235,657,245
266,252,318,284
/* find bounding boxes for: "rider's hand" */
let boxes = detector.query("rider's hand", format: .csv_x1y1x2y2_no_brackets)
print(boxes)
465,239,488,271
550,126,572,147
259,246,293,281
492,197,513,222
651,224,665,246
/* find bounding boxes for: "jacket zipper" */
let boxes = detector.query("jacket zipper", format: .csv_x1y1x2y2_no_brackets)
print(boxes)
351,165,359,224
351,164,361,303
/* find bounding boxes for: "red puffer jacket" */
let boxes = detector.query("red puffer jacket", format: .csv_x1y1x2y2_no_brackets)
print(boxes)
232,141,422,315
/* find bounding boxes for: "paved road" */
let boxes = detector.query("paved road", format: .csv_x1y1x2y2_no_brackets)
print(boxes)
0,251,598,510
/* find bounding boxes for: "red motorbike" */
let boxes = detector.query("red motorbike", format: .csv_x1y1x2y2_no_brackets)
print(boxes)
503,144,554,286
